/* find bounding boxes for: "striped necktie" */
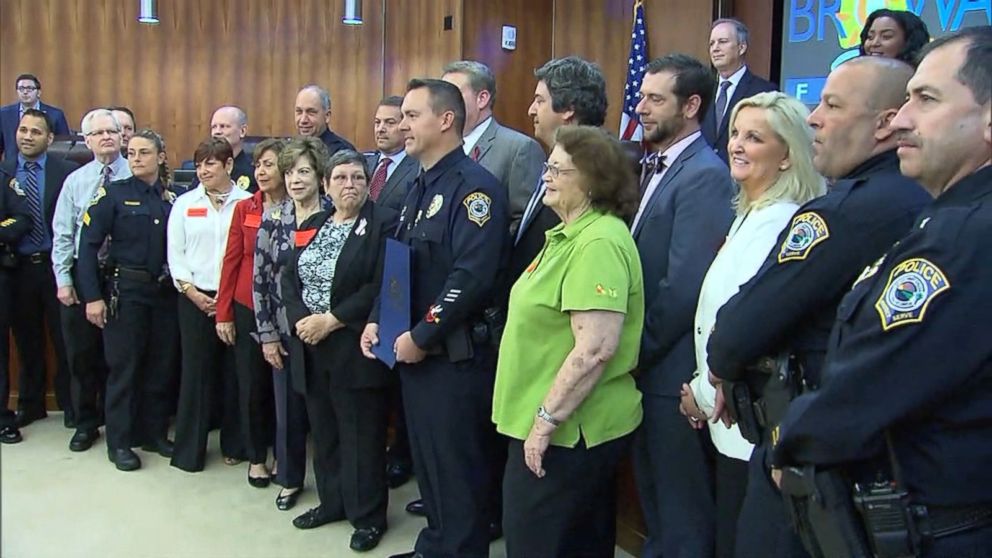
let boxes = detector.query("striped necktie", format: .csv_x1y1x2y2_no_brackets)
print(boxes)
22,161,46,246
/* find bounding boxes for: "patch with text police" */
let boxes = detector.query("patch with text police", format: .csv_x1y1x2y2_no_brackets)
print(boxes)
778,212,829,263
874,258,949,331
463,192,492,227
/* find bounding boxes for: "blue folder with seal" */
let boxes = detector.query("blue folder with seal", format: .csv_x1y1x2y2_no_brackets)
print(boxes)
372,238,411,368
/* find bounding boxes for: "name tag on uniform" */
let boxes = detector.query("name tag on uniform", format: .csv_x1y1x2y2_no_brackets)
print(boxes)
244,213,262,228
124,200,142,206
187,207,208,218
294,228,317,247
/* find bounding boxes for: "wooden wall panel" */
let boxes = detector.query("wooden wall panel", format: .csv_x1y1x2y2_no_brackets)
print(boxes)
0,0,384,165
462,0,554,142
733,0,776,80
383,0,463,98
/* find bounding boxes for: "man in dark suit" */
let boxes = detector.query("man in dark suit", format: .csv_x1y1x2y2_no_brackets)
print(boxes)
701,19,777,163
294,84,356,157
0,74,71,161
511,56,609,284
442,61,545,232
0,109,78,429
631,54,735,558
365,96,418,212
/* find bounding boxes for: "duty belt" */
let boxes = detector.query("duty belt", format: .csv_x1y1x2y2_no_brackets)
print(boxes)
914,504,992,539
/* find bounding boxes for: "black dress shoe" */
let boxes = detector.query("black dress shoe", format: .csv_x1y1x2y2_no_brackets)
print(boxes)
140,438,175,458
277,488,303,511
15,409,47,428
108,448,141,471
405,498,426,516
349,526,386,552
0,425,23,444
69,429,100,452
63,414,76,429
248,470,271,488
386,461,413,489
489,521,503,541
387,551,423,558
292,505,340,529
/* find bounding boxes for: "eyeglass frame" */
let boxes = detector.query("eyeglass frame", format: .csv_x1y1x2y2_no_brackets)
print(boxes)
541,162,580,179
85,128,122,138
16,85,39,92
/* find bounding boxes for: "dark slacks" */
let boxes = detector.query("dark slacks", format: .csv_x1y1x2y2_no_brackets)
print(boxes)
715,451,750,558
503,434,631,558
232,303,274,464
304,346,388,529
634,393,717,558
103,280,179,450
386,377,412,470
735,443,809,558
272,357,308,488
61,268,108,431
171,293,239,472
10,255,70,417
402,355,496,558
0,269,15,428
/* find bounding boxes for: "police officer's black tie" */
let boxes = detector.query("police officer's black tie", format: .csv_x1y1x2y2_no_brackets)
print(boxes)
22,161,46,246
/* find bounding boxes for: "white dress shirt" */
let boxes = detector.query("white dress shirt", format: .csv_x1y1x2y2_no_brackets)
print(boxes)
462,116,492,155
630,131,701,231
50,155,131,288
167,183,251,292
689,200,799,461
378,149,408,182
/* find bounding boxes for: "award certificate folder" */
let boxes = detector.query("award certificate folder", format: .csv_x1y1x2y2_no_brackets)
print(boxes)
373,238,411,368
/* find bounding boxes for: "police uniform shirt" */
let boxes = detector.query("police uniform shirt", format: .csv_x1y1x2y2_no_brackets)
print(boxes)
707,151,931,388
167,183,251,292
75,176,172,303
394,147,509,350
51,155,131,288
0,171,32,245
773,166,992,507
318,129,357,159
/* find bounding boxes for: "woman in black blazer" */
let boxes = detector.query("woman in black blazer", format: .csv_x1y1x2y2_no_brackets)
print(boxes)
281,150,397,553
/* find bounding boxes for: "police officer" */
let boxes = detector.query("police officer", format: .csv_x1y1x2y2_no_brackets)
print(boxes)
771,27,992,557
705,55,932,557
77,129,179,471
361,78,509,558
0,166,33,443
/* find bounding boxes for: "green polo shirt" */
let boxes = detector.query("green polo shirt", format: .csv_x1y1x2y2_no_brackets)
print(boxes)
493,209,644,448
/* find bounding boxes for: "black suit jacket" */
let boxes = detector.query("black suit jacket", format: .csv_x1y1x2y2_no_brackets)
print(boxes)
282,199,397,393
365,151,418,212
701,68,778,163
0,154,78,239
0,102,72,161
507,195,560,293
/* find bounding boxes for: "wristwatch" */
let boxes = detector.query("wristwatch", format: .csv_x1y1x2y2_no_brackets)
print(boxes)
537,405,561,427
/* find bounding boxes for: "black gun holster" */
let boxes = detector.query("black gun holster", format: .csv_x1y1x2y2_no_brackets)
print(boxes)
780,466,875,558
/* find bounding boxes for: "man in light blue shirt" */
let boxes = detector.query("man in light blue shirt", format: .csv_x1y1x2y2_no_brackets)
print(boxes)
50,108,130,452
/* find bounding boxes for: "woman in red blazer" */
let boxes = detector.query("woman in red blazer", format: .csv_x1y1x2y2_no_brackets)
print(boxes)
216,139,286,487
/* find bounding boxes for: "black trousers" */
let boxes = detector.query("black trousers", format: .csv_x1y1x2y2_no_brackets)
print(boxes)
61,267,109,431
10,255,70,417
634,393,717,558
401,355,496,558
715,451,750,558
386,376,412,469
305,346,388,530
103,280,179,450
272,354,308,488
503,434,631,558
232,303,274,464
171,293,240,472
735,443,809,558
0,269,15,428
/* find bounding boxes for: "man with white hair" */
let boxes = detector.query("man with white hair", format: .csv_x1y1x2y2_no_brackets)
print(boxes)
51,108,130,454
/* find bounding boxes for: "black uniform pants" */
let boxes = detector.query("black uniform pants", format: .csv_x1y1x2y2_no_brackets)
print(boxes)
61,268,109,431
503,434,631,558
10,255,70,418
715,451,750,558
171,293,240,472
387,376,412,470
304,349,388,530
232,303,274,464
0,268,15,428
272,353,308,488
103,280,179,450
401,355,496,558
735,442,809,558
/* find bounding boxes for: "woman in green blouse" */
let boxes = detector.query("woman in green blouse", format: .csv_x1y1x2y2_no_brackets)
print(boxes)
493,125,645,558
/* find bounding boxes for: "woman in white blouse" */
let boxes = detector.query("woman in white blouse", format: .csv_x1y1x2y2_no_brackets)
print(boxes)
679,91,825,557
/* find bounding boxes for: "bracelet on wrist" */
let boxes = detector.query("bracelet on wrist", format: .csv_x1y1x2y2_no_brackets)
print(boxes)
537,405,561,427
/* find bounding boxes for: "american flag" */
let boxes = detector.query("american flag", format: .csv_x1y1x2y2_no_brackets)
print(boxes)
619,0,648,141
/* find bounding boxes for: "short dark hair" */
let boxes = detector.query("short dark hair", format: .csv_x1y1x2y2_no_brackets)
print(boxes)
645,54,716,123
325,149,370,182
554,126,638,221
442,60,498,108
109,106,136,127
193,137,234,166
918,26,992,107
858,9,931,65
15,74,40,89
20,108,53,134
534,57,608,127
278,136,331,183
406,78,466,136
378,95,404,109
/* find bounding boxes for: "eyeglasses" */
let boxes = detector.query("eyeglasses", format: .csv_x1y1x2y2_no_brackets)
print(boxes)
86,128,121,137
16,86,38,92
542,162,579,179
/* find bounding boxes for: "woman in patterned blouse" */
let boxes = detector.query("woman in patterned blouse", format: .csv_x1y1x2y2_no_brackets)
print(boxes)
281,149,398,553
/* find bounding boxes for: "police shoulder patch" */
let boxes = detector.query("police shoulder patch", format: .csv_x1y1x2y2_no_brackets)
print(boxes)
874,257,950,331
237,175,250,190
8,178,25,197
463,191,492,227
778,211,830,263
89,186,107,206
